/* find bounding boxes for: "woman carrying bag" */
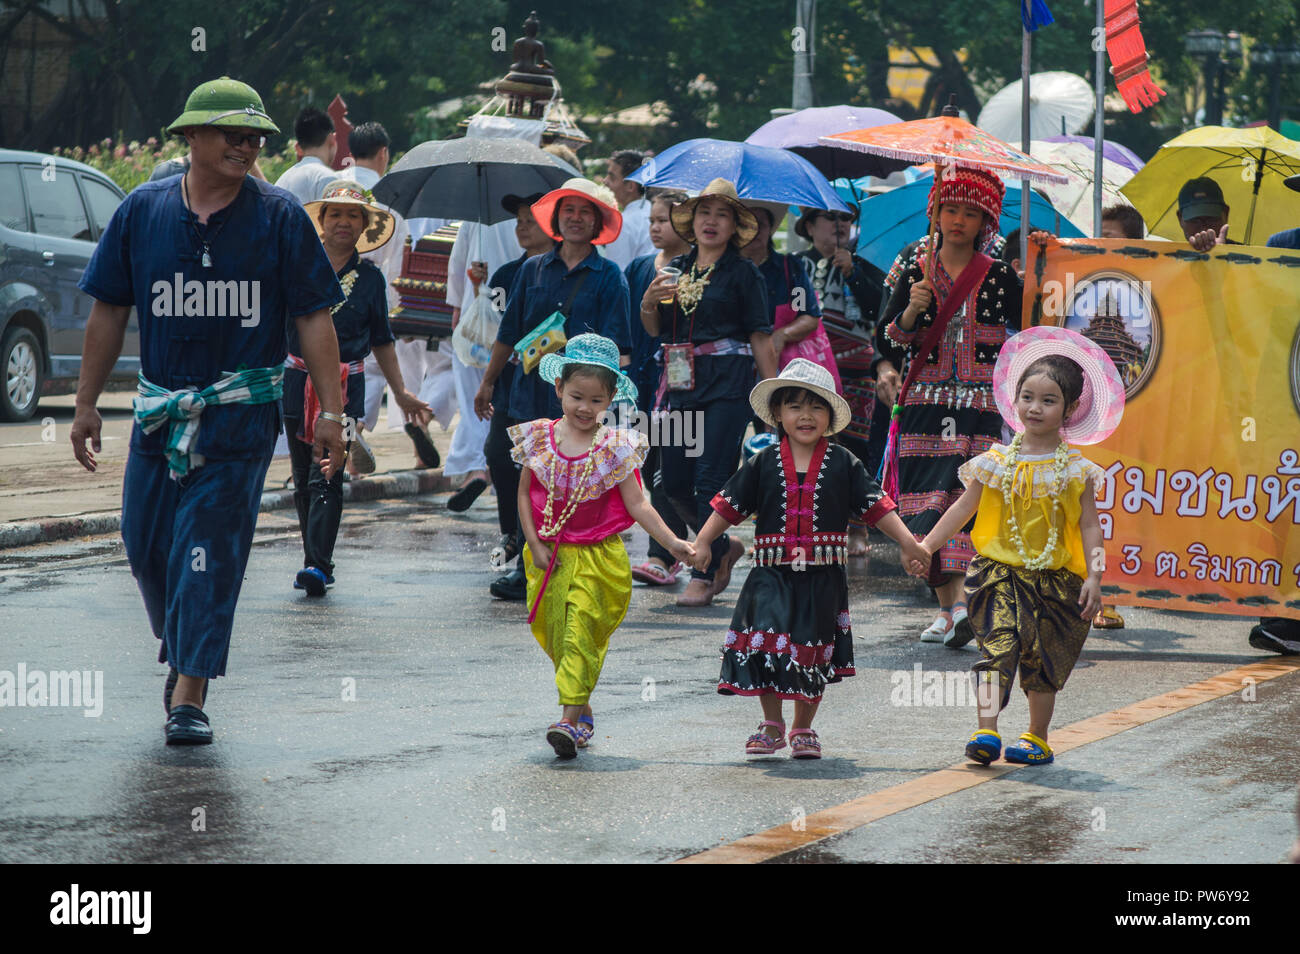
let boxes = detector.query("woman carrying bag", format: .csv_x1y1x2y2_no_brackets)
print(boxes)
640,178,779,607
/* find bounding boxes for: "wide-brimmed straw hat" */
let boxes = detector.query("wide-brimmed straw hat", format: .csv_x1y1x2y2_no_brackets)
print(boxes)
304,180,395,253
167,76,279,136
538,333,638,406
749,359,851,435
529,178,623,245
993,325,1126,445
671,178,759,246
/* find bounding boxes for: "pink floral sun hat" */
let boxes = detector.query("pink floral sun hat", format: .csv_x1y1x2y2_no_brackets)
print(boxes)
993,325,1126,445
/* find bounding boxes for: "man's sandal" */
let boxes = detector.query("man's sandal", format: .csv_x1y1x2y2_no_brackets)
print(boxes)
546,721,583,759
744,721,787,756
576,714,594,748
489,530,523,570
1003,731,1054,765
965,729,1002,765
789,728,822,760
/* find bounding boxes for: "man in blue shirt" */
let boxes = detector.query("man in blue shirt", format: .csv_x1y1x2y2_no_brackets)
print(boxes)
70,77,348,744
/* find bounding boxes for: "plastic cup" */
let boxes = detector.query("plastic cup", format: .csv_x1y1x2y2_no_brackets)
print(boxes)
658,266,681,303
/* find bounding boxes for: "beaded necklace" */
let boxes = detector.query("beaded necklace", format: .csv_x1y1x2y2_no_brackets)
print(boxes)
1000,432,1071,571
675,261,716,315
537,424,606,539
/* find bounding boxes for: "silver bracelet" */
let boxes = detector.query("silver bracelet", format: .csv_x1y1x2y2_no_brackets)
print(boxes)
318,411,347,426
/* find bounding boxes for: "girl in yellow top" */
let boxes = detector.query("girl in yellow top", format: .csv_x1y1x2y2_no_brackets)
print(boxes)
908,326,1125,766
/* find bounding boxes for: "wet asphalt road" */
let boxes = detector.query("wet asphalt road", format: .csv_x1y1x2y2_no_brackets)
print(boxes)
1,494,1296,864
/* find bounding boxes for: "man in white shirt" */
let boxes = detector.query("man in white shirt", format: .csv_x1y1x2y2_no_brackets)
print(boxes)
334,122,455,470
274,107,339,206
600,149,654,268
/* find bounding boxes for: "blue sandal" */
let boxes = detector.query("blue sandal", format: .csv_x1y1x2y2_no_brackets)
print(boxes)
1003,732,1054,765
576,714,594,748
546,721,582,759
965,729,1002,765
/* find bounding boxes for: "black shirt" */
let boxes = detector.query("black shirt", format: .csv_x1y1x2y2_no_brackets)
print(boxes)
655,244,771,408
284,251,393,420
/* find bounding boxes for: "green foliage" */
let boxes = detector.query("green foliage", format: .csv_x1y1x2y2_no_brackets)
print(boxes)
23,0,1300,164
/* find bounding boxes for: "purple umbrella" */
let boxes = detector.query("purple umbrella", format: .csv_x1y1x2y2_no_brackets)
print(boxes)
1042,134,1145,175
746,104,907,179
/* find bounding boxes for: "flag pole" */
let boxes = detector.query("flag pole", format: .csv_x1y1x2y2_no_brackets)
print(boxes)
1094,0,1106,237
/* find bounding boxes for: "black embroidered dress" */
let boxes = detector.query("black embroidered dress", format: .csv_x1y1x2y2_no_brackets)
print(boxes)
709,436,896,701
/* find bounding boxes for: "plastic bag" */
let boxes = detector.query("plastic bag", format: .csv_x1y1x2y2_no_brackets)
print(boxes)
452,288,501,369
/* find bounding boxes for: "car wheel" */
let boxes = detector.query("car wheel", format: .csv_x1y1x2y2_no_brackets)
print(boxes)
1,325,43,422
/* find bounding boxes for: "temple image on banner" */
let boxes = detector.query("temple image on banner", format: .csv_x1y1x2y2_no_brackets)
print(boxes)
1063,276,1159,396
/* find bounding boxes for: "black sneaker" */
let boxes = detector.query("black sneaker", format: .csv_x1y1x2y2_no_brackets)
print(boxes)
490,567,527,602
1248,619,1300,655
165,705,213,745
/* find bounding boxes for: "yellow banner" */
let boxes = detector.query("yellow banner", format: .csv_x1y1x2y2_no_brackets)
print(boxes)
1024,237,1300,620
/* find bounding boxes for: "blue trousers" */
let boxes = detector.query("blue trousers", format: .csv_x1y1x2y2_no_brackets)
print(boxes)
120,450,272,680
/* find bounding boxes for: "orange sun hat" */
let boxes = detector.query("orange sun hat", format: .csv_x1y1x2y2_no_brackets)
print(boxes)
529,177,623,245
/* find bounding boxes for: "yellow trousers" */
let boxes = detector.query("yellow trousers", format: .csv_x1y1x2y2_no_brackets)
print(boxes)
524,535,631,706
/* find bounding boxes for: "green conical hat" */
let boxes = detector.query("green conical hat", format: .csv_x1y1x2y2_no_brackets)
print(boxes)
167,76,279,136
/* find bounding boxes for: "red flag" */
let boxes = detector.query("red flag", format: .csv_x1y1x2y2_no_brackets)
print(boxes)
1104,0,1165,113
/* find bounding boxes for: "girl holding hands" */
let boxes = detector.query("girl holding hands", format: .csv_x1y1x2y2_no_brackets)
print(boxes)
908,327,1125,766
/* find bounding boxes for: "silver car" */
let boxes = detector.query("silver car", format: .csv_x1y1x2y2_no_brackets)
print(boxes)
0,148,140,421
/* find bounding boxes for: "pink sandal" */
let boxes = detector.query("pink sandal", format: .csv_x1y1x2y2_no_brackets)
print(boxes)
745,721,787,756
789,728,822,760
631,561,681,585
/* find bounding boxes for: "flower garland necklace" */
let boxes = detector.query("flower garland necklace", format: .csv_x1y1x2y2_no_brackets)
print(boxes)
331,269,359,315
537,424,606,539
675,260,717,315
1000,432,1071,571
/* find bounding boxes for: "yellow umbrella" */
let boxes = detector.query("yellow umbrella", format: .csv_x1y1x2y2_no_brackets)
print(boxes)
1120,125,1300,245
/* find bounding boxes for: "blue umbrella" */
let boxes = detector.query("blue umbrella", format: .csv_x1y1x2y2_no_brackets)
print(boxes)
628,138,851,212
844,174,1083,273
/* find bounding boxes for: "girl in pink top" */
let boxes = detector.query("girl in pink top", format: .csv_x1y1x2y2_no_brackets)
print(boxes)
511,334,695,759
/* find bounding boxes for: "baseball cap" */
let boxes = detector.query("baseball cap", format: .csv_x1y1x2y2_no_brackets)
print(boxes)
1177,177,1227,220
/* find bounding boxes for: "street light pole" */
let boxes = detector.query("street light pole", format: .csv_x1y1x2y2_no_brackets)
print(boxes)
793,0,816,110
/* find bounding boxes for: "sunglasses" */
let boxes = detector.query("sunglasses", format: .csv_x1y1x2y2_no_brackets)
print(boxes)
218,130,267,149
820,212,855,223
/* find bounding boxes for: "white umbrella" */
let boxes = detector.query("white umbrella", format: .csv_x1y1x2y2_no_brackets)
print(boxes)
1029,139,1136,236
978,71,1095,144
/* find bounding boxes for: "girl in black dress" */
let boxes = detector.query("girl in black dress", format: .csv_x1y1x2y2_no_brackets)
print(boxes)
691,360,929,759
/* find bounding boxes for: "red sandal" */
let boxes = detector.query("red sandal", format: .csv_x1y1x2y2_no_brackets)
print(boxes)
789,728,822,759
744,721,787,756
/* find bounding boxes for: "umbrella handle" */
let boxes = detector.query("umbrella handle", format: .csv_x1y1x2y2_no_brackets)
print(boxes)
925,164,945,281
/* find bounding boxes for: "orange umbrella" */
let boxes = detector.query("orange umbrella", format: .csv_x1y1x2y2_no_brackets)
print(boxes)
817,114,1070,185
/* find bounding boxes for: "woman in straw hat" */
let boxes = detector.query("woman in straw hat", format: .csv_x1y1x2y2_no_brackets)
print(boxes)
287,180,431,596
691,360,929,758
876,166,1023,646
639,178,779,607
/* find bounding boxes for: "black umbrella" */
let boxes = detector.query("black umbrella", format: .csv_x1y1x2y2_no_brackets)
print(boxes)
371,137,578,225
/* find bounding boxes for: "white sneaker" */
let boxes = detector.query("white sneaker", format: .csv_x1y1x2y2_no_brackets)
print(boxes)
920,614,953,642
350,432,376,475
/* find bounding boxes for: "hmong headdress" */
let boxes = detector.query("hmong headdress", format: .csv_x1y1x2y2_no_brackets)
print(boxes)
927,166,1005,253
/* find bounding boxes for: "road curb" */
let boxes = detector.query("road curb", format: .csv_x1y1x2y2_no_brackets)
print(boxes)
0,468,456,550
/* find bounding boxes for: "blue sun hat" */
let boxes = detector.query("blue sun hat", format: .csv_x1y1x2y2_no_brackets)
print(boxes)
538,333,638,406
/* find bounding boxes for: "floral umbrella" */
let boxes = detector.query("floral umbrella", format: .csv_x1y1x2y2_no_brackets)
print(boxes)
818,114,1071,186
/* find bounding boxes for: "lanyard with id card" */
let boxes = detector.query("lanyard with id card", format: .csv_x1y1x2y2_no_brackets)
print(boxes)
665,298,696,391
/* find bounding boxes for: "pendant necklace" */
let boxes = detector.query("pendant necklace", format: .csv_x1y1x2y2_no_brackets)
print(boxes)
182,173,232,268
